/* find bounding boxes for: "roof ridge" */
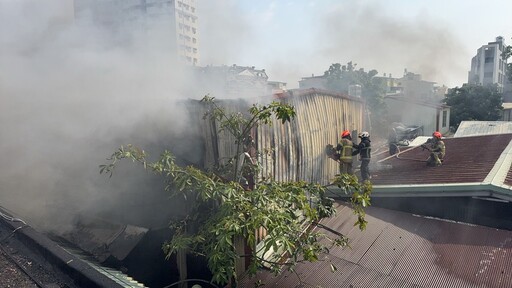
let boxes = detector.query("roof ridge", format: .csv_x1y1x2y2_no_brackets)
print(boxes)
484,139,512,185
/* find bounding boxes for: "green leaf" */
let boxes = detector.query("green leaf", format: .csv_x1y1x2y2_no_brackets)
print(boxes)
99,96,372,286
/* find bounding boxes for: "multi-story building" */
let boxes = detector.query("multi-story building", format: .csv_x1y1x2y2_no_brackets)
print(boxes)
468,36,507,92
74,0,200,66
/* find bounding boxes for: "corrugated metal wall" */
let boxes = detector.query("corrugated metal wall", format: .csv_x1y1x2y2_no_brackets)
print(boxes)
199,89,365,185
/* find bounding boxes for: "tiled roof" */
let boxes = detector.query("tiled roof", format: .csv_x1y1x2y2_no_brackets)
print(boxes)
239,202,512,288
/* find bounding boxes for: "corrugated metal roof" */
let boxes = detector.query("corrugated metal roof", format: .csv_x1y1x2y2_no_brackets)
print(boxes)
371,134,512,186
239,202,512,288
57,241,147,287
199,89,365,186
505,165,512,186
503,103,512,110
454,121,512,137
283,88,365,103
62,216,148,263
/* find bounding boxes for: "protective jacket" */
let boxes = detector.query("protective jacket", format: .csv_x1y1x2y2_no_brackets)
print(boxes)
431,139,445,158
337,138,354,163
423,137,445,166
353,138,371,159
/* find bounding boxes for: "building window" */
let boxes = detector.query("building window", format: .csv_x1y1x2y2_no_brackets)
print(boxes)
484,72,493,78
442,110,447,128
485,57,494,63
192,38,196,43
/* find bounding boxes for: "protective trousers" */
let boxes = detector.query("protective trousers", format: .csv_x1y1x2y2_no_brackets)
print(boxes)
360,158,371,181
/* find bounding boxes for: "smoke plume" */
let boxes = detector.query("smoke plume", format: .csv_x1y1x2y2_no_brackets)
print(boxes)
0,0,199,231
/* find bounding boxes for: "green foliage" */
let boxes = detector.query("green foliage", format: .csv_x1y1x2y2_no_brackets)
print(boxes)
201,94,296,182
443,84,503,130
331,174,372,230
323,61,388,136
101,96,370,286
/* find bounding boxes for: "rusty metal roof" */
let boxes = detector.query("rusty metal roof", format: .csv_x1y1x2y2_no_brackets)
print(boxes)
282,88,365,103
239,202,512,288
372,134,512,185
353,134,512,201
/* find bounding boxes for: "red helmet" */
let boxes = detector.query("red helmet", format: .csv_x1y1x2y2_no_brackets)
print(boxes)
433,131,442,139
341,130,351,138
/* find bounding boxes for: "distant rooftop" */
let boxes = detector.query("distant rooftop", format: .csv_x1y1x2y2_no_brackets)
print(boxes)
454,121,512,137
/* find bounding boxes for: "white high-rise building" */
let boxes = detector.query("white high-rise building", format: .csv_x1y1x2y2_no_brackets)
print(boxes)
74,0,200,66
468,36,507,92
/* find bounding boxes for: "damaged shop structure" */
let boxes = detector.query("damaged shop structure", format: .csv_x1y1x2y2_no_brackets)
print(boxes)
6,87,512,287
46,88,366,287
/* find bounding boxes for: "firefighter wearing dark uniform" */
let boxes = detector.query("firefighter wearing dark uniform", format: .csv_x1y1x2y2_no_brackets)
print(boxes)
353,131,371,182
426,131,445,167
336,130,354,175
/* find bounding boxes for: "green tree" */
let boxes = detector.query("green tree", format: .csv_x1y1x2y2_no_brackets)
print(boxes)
100,95,371,286
443,84,503,130
324,61,388,136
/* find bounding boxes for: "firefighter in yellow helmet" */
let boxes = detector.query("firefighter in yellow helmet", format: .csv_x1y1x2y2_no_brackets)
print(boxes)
336,130,355,175
424,131,445,167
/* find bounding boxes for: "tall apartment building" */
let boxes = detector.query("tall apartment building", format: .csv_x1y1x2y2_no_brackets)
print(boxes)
74,0,200,66
468,36,507,92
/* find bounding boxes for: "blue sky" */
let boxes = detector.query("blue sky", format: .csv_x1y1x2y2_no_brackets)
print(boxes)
199,0,512,88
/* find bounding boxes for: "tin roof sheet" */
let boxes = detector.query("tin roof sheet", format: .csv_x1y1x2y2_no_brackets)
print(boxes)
62,216,148,263
239,202,512,288
454,121,512,137
371,134,512,186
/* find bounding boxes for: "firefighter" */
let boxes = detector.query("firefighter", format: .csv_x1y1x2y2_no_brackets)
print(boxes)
424,131,445,167
352,131,371,181
336,130,354,175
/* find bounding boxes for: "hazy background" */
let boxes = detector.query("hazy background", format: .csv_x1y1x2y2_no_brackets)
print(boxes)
200,0,512,88
0,0,511,230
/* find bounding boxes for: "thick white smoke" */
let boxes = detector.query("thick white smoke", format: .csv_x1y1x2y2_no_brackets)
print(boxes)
0,0,197,231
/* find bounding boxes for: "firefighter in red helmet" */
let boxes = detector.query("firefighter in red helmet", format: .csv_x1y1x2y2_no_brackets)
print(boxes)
336,130,355,175
422,131,445,167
